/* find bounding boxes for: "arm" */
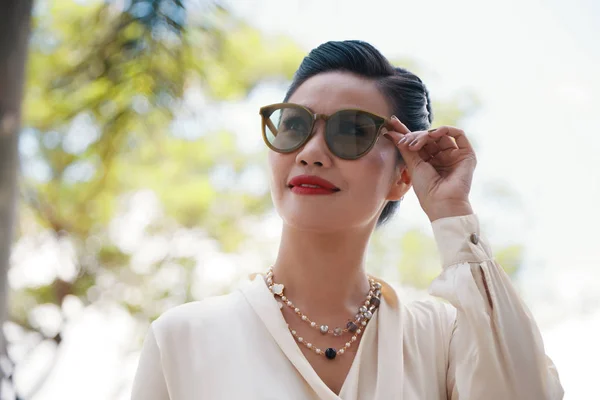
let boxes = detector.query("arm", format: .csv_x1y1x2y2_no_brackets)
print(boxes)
131,324,170,400
429,214,563,400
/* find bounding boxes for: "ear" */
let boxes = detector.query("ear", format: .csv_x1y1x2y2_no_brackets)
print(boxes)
386,164,412,201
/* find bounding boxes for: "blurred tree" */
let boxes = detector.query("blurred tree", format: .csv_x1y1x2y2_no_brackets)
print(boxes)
0,1,34,398
9,0,303,397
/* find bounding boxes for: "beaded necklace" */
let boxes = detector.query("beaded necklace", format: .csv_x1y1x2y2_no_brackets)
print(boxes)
266,267,382,360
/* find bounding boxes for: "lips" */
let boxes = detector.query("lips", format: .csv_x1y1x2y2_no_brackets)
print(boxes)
288,175,340,194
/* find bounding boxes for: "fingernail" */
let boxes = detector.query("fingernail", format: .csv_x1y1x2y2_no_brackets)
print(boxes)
399,136,408,144
428,128,437,132
409,139,419,147
391,115,400,122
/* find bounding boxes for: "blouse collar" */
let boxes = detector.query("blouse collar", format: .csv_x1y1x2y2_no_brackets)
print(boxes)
240,273,405,399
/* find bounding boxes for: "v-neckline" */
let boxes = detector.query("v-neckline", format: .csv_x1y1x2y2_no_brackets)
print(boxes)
240,274,378,399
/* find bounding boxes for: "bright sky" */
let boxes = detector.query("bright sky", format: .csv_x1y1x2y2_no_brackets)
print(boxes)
16,0,600,399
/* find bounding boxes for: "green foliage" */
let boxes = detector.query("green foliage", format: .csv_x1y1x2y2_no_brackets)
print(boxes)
495,244,524,276
98,244,131,268
396,229,441,289
13,0,304,345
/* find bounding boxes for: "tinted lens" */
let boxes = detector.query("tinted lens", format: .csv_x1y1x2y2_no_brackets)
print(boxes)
326,110,380,159
263,105,313,152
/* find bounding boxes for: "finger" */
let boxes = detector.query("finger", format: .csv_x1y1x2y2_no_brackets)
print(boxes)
429,147,457,168
406,131,432,151
387,129,431,152
407,129,457,153
384,130,436,180
428,126,474,153
422,140,441,158
434,135,458,152
420,139,455,165
428,152,451,168
388,115,411,135
386,117,440,179
429,127,477,176
402,126,458,153
418,148,430,161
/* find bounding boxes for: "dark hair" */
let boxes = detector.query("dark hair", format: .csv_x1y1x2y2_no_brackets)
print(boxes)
284,40,433,227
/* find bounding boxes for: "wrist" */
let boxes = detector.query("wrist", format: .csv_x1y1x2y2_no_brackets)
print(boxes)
426,201,474,223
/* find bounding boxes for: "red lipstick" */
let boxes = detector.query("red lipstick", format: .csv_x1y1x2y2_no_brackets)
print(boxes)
288,175,340,195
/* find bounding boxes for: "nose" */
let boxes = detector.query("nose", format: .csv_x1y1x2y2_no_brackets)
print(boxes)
295,120,333,167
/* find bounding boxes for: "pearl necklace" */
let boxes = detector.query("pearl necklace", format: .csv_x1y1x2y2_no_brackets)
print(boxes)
266,267,382,360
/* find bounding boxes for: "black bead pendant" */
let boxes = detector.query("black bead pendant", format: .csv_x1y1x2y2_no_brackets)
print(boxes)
325,348,337,360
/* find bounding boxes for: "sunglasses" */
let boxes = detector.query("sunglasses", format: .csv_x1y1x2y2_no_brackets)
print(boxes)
259,103,392,160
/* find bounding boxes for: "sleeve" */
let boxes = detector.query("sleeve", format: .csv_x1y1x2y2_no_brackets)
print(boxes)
428,214,564,400
131,323,170,400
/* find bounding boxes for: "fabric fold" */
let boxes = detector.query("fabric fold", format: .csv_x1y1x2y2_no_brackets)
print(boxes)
240,275,341,400
131,214,563,400
429,213,564,399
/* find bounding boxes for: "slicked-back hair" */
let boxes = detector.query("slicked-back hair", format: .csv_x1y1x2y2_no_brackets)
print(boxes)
284,40,433,226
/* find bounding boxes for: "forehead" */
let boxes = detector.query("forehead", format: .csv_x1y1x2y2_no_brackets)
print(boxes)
287,71,391,117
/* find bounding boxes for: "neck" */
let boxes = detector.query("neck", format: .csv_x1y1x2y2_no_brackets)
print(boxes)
271,224,373,316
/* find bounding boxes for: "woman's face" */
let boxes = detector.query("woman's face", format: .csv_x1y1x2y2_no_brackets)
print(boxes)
268,71,411,232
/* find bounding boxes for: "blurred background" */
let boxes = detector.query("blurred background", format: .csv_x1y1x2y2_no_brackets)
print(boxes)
0,0,598,399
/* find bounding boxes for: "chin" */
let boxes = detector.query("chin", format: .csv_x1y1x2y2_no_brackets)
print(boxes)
280,209,368,233
271,191,381,232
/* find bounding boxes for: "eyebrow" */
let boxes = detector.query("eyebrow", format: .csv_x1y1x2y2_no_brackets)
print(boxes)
287,103,378,115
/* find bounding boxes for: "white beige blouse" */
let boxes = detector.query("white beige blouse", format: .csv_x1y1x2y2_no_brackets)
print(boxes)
131,214,564,399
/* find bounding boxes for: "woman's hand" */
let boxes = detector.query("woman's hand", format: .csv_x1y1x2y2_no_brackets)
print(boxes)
384,116,477,222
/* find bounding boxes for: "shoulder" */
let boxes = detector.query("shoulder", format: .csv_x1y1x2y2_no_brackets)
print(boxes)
401,299,457,365
151,289,248,344
379,277,456,331
402,298,456,356
404,298,457,328
379,277,456,340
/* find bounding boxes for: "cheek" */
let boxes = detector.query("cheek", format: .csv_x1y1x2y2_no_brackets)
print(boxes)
268,151,292,194
267,151,277,179
341,148,395,212
268,151,281,187
357,146,396,189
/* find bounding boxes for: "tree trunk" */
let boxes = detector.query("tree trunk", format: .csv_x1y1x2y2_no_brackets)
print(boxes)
0,0,34,390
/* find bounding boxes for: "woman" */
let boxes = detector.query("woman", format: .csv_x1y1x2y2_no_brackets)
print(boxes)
131,41,563,399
